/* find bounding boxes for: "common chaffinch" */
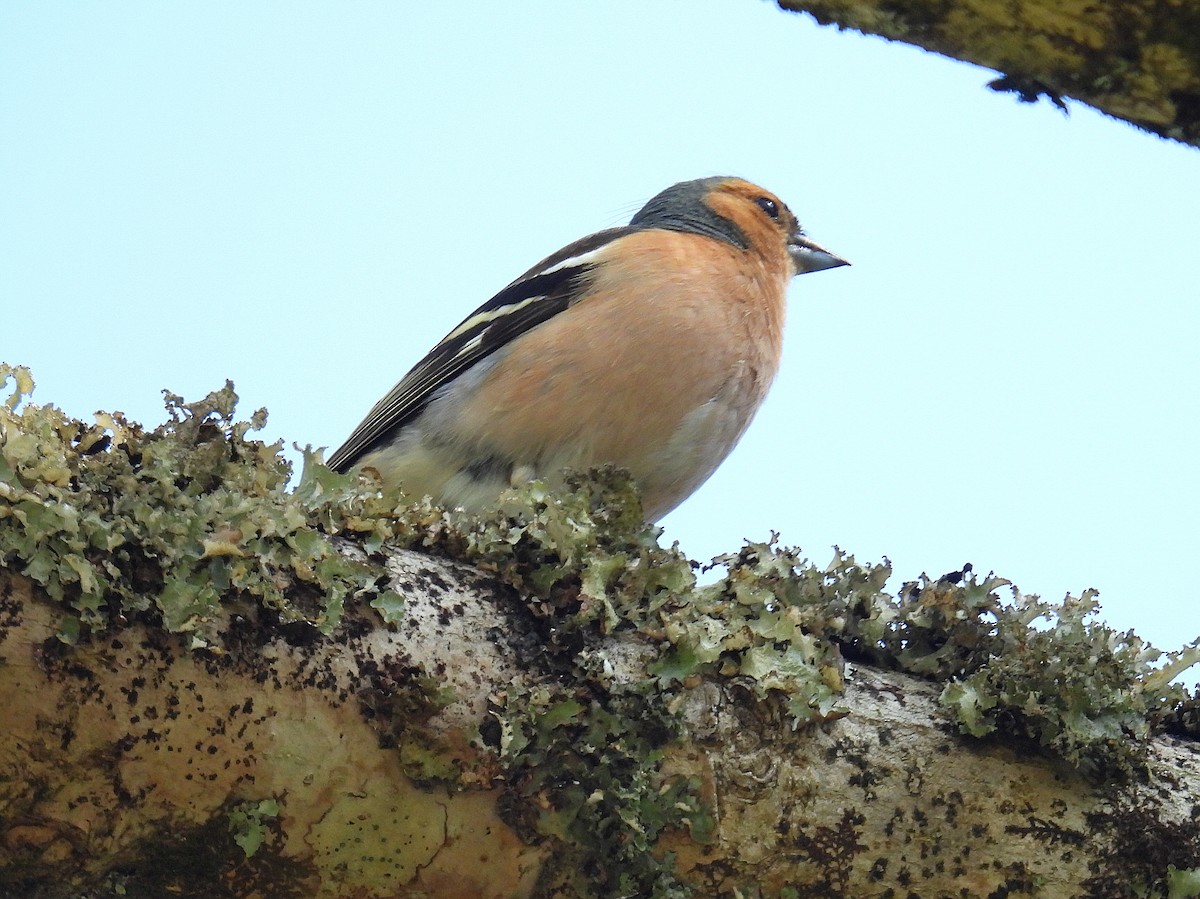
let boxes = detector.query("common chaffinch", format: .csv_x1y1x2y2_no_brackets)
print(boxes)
328,176,848,520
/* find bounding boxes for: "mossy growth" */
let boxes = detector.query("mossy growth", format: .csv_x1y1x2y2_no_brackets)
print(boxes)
0,363,405,648
3,364,1200,896
486,670,703,898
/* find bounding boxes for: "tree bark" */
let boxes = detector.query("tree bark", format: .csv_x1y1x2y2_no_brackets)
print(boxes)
775,0,1200,147
3,546,1198,898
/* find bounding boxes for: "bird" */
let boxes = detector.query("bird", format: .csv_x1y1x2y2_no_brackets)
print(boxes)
327,176,848,521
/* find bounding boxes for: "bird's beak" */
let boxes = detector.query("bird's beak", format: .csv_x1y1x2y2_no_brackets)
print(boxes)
789,234,850,275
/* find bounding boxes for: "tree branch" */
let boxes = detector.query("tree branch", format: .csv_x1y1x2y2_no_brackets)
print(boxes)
3,547,1198,897
776,0,1200,146
3,371,1198,896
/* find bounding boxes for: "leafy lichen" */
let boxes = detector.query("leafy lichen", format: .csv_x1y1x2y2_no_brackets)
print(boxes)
0,363,399,648
487,678,699,899
228,797,281,858
650,541,887,725
656,537,1200,774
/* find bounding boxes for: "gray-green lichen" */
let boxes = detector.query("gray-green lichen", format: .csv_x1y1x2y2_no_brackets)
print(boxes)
0,363,403,647
3,363,1199,897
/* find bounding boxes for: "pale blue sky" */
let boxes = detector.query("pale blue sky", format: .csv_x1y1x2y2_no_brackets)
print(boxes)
2,3,1197,678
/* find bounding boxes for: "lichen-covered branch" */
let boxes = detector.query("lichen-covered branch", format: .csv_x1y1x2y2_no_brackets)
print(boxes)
774,0,1200,146
2,367,1199,897
3,557,1200,898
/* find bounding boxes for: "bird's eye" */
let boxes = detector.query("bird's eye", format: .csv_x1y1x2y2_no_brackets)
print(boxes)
755,196,780,219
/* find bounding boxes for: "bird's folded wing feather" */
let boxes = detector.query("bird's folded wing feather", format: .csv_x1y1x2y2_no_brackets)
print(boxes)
327,226,632,471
